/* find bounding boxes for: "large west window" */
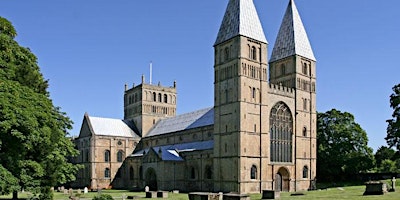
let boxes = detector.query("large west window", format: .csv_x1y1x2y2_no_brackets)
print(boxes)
270,102,293,163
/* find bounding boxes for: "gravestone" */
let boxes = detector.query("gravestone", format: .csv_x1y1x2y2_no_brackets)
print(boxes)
262,190,280,199
363,181,387,195
392,177,396,191
144,186,149,192
84,187,88,194
145,191,157,198
157,191,168,198
223,193,250,200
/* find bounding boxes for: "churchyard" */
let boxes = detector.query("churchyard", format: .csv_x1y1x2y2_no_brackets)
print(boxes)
1,180,400,200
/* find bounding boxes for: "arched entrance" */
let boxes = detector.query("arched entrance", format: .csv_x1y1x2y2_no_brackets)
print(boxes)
145,168,157,191
275,167,290,192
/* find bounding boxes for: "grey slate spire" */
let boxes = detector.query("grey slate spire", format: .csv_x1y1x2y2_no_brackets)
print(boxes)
215,0,267,46
270,0,315,62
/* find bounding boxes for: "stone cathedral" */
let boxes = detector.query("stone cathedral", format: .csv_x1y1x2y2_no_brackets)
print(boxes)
71,0,317,194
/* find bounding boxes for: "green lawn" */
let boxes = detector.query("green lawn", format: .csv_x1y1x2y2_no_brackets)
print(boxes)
1,184,399,200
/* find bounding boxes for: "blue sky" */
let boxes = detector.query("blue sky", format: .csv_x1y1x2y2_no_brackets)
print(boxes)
1,0,399,152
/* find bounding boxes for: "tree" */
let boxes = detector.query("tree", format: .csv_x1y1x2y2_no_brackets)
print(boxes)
317,109,375,181
0,165,20,195
374,146,396,168
386,83,400,150
0,17,79,199
378,159,397,173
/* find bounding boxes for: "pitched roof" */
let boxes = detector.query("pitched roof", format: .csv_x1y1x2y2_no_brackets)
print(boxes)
215,0,267,45
131,140,214,161
146,107,214,137
270,0,315,62
87,116,140,138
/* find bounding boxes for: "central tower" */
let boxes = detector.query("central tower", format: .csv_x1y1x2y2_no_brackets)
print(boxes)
213,0,268,193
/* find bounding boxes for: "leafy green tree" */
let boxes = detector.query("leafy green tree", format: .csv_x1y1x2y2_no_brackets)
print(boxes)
378,159,397,173
0,165,20,195
386,83,400,150
0,17,79,199
374,146,396,167
317,109,375,181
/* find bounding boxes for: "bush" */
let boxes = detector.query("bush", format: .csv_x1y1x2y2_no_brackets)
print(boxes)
93,194,113,200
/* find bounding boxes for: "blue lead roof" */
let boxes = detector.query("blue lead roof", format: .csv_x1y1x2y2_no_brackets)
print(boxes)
132,140,214,161
146,107,214,137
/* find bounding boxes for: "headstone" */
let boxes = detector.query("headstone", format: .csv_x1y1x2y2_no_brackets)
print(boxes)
157,191,168,198
84,187,88,194
63,189,68,195
172,190,179,194
262,190,280,199
145,191,157,198
61,186,65,192
390,177,396,192
144,186,149,192
77,189,82,194
363,181,387,195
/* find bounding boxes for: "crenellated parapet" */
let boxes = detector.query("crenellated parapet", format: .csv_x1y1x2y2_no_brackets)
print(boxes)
268,83,295,98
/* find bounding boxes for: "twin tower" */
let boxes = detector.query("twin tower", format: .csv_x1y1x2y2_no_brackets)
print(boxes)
124,0,316,193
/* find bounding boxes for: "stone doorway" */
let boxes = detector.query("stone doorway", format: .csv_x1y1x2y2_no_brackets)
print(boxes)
145,168,157,191
275,167,290,192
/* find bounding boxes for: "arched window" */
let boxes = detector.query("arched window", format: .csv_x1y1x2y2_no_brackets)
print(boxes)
158,93,162,102
204,165,212,180
117,150,124,162
129,166,134,180
303,63,308,75
164,94,168,103
270,102,293,163
153,92,157,102
303,127,307,137
251,46,257,60
104,168,110,178
303,166,309,178
104,150,110,162
251,165,257,179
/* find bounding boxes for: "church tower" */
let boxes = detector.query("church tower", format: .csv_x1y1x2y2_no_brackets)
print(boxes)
269,0,317,190
213,0,268,193
124,75,177,137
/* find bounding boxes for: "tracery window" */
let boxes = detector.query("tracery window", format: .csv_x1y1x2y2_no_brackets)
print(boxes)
270,102,293,163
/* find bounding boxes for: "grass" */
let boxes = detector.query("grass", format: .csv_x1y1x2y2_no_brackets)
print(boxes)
1,180,400,200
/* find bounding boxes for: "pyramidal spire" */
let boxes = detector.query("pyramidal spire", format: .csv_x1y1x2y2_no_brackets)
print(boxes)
215,0,267,46
270,0,315,62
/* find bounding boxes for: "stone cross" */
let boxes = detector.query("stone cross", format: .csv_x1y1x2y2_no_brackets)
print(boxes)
392,177,396,191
